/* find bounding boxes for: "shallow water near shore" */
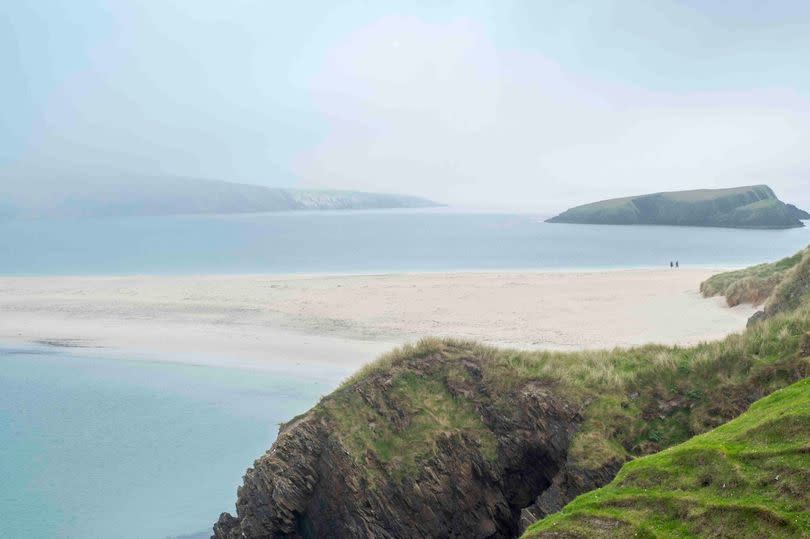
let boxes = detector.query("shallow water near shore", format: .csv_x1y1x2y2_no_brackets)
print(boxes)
1,209,808,275
0,344,347,539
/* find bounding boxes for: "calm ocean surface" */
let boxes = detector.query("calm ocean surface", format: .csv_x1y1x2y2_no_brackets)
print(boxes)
1,209,809,538
1,209,808,275
0,344,346,539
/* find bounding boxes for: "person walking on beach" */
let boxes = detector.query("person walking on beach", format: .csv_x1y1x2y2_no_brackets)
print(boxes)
670,261,673,268
676,260,679,268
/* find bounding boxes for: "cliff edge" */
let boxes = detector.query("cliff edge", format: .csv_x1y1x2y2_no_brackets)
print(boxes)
213,344,618,538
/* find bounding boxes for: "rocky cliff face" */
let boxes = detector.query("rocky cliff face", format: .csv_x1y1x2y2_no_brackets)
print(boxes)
212,349,617,539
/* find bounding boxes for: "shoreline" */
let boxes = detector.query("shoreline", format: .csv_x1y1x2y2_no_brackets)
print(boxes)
0,268,756,370
0,263,757,280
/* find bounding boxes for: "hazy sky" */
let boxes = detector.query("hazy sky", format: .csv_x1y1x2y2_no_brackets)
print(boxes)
3,1,809,209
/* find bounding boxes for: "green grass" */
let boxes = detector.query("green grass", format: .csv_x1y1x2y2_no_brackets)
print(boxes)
522,377,810,538
325,360,498,480
701,248,807,306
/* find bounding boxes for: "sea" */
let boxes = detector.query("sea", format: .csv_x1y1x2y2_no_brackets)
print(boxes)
2,208,809,276
1,209,808,538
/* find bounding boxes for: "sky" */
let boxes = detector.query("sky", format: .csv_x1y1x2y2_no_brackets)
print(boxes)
3,1,809,210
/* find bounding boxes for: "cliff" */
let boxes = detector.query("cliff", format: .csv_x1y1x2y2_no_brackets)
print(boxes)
546,185,806,229
214,344,615,538
213,247,810,539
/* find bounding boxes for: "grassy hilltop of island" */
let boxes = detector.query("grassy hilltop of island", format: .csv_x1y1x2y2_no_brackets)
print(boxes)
547,185,808,229
213,246,810,539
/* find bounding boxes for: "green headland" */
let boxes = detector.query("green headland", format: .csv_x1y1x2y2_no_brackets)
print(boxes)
547,185,808,229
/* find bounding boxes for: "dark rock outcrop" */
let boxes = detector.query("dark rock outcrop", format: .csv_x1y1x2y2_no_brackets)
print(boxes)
212,351,611,539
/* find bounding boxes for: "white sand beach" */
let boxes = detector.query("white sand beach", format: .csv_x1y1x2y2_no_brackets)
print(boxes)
0,269,755,370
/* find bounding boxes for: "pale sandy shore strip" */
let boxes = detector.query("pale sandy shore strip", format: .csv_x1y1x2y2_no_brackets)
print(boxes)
0,269,755,370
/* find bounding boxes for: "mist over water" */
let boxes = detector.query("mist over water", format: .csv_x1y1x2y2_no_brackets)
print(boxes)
1,210,808,276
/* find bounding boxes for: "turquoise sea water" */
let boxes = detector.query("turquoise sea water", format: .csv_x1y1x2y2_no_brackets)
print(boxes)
0,345,346,539
0,209,808,275
1,210,809,538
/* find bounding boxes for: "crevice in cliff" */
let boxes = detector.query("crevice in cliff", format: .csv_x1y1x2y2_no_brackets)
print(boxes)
499,448,562,536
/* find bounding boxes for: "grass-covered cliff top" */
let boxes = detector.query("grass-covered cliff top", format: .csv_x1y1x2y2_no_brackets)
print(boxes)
523,376,810,538
546,185,807,229
320,245,810,484
327,310,809,483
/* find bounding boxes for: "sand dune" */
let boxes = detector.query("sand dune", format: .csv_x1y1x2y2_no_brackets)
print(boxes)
0,269,755,369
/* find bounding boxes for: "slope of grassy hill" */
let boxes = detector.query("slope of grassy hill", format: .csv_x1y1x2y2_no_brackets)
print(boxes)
523,376,810,538
213,246,810,538
546,185,806,229
700,248,808,306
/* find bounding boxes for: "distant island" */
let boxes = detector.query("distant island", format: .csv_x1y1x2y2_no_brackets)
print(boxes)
0,174,440,218
546,185,808,229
